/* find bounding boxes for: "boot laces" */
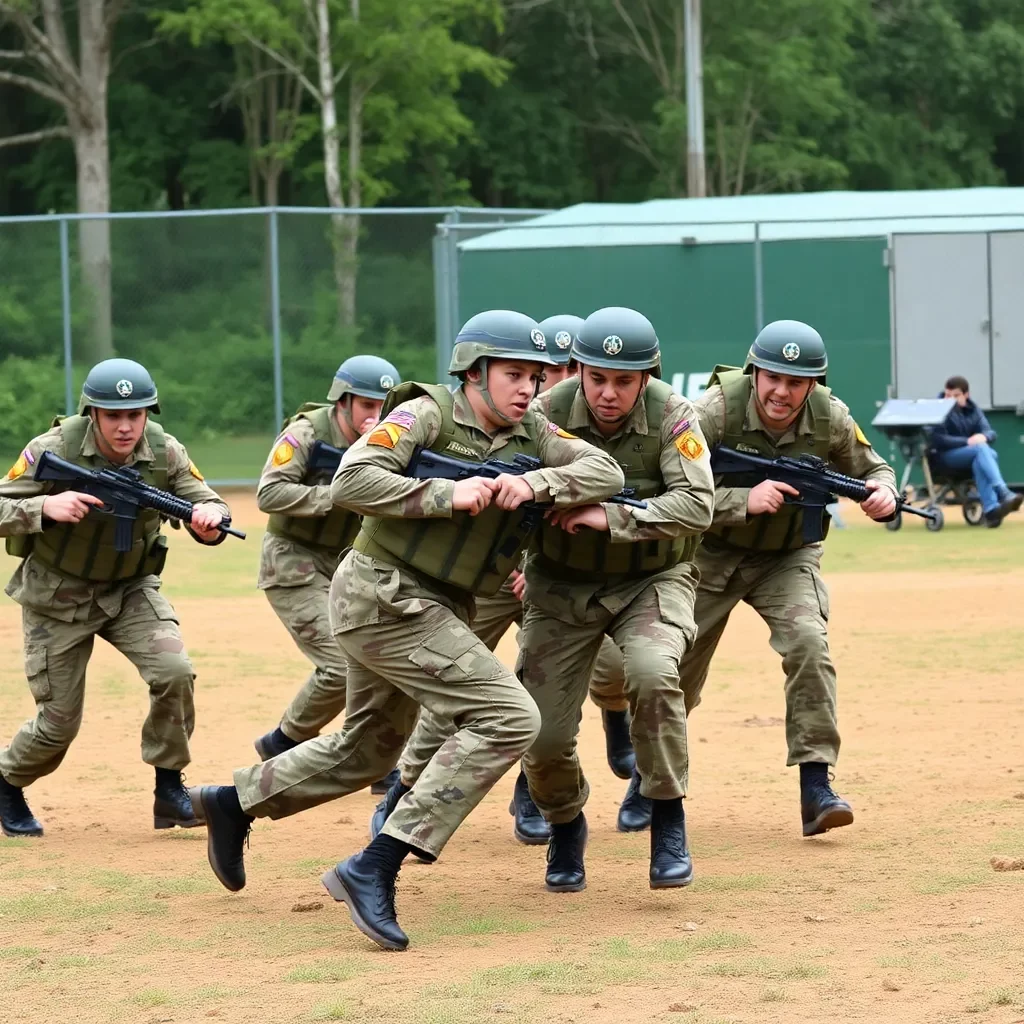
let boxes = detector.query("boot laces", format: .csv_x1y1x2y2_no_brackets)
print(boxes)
654,821,686,859
374,869,399,922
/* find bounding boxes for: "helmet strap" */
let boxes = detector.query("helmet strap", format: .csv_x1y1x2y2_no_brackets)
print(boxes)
468,358,516,428
580,368,650,427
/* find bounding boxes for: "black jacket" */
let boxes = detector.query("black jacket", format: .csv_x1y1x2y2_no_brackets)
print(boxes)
928,393,997,453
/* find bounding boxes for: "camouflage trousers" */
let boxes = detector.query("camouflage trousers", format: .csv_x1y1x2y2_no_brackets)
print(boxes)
396,576,627,784
678,542,839,766
264,575,349,742
233,553,539,858
518,562,699,824
0,582,195,788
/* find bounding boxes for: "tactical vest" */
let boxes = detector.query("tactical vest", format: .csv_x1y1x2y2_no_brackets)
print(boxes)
6,415,170,581
353,382,539,597
266,403,360,554
706,367,832,552
535,377,697,581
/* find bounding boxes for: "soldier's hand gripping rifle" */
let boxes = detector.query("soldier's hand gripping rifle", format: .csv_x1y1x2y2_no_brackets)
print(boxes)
406,447,647,522
33,451,246,552
711,447,937,543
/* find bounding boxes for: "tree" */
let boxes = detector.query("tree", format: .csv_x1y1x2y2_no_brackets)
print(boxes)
0,0,129,359
564,0,855,196
161,0,504,327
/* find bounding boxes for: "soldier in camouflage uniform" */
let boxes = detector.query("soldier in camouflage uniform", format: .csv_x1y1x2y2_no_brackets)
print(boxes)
0,359,231,837
682,321,899,837
370,315,638,851
518,307,715,894
190,310,625,951
250,355,402,796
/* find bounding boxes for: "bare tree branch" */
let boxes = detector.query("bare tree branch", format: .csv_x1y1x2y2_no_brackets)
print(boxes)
0,49,28,60
0,0,80,95
0,124,70,148
111,36,160,73
0,68,68,106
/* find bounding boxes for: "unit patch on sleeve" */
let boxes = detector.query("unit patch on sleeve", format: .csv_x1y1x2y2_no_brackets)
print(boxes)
853,421,872,447
5,452,29,481
188,460,205,481
367,422,407,449
385,410,417,430
674,430,704,461
670,417,691,437
272,441,294,467
547,422,578,440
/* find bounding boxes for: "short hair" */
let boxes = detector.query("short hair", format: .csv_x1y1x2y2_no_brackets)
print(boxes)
945,375,969,393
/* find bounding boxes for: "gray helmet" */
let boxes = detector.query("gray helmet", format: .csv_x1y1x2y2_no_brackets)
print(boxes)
537,314,585,367
744,320,827,379
448,310,557,376
79,358,160,413
327,355,402,401
571,307,660,373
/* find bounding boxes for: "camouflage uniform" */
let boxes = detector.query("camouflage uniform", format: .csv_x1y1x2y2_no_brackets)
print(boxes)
0,418,229,787
396,574,627,783
520,376,715,823
257,411,357,741
231,385,625,858
679,374,898,768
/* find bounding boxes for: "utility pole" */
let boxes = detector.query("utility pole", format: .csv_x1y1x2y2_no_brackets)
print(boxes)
684,0,707,197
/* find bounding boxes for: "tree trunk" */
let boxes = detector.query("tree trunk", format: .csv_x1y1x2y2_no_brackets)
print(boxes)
73,120,113,362
315,0,354,329
75,0,114,362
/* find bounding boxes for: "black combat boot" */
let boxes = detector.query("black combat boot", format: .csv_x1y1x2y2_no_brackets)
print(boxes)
649,797,693,889
190,785,253,891
545,813,587,892
253,726,300,762
322,835,411,951
153,768,203,829
0,774,43,837
371,767,401,796
601,709,636,780
616,768,653,832
800,763,854,837
508,769,551,845
369,776,432,863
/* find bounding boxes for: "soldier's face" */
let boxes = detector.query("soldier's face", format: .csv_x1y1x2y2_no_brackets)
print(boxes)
580,366,647,428
472,359,545,424
350,396,384,434
539,364,576,393
754,369,814,427
92,408,147,461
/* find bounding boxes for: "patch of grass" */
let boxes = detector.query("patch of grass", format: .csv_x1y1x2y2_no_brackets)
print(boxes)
425,958,639,1000
760,988,791,1003
311,1000,355,1021
0,892,167,923
284,960,367,984
877,953,913,969
693,873,776,893
601,932,752,963
0,946,40,960
913,868,990,895
966,987,1021,1013
703,957,826,981
128,988,175,1007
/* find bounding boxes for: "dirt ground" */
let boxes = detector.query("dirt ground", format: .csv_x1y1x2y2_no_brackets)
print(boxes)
1,493,1022,1024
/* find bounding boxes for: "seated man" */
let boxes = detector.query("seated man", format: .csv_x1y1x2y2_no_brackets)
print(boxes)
929,375,1022,528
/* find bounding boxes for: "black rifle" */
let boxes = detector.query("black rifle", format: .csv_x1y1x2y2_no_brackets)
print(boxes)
308,439,346,475
711,446,937,543
33,451,246,552
406,447,648,512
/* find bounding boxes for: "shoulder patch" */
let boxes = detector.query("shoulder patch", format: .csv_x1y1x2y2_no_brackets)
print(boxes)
853,421,872,447
670,417,691,437
6,452,29,481
385,410,417,431
674,430,704,462
367,422,407,449
284,432,300,448
188,460,205,481
547,422,578,440
272,441,294,467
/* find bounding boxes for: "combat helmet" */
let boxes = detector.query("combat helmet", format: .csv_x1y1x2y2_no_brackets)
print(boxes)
571,307,661,376
79,358,160,414
744,320,827,381
537,314,585,367
327,355,402,402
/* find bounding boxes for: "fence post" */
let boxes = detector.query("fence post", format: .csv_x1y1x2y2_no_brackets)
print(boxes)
753,220,764,334
269,208,284,430
59,217,74,415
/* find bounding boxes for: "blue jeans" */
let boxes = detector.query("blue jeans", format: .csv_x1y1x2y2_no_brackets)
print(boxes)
933,444,1009,512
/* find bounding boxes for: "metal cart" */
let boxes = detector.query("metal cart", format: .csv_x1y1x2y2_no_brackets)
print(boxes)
870,398,984,532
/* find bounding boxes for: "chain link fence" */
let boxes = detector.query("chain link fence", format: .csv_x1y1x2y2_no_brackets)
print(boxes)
0,207,543,483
